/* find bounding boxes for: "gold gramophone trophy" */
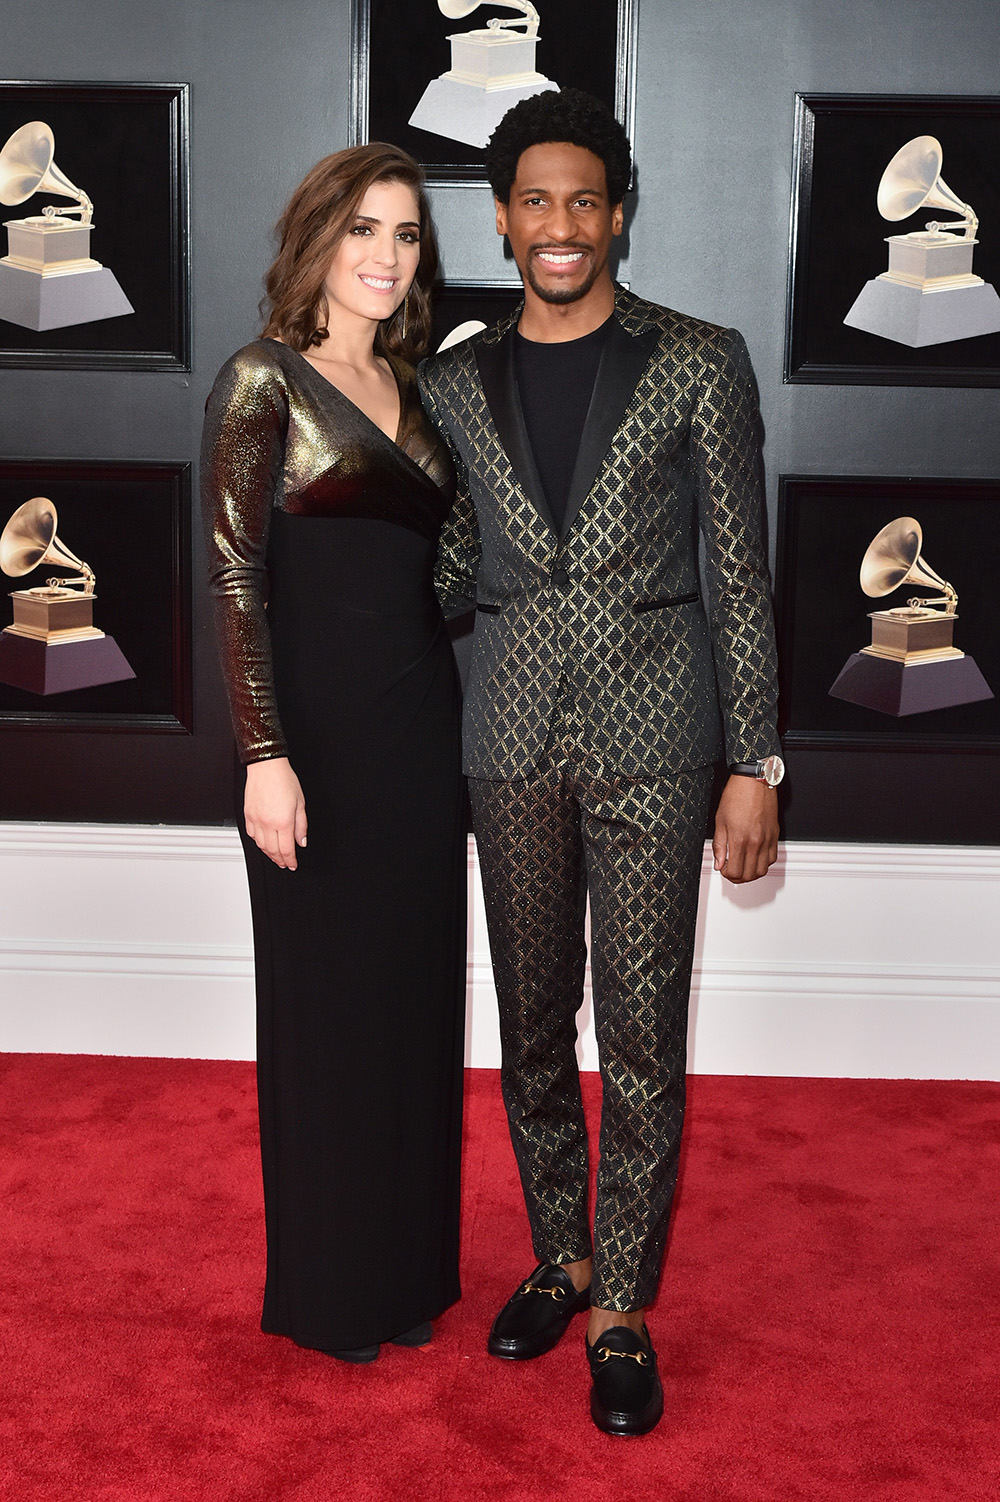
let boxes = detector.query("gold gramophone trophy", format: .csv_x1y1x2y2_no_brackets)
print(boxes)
829,516,993,716
843,135,1000,348
0,120,133,331
408,0,558,150
0,497,135,694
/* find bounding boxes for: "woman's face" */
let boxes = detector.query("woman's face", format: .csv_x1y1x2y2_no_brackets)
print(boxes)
322,178,421,330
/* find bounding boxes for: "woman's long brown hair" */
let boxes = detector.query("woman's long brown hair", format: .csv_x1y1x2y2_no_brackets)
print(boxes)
260,143,439,365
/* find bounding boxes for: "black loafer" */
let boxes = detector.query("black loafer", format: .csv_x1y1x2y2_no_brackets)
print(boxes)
487,1262,591,1360
587,1325,663,1436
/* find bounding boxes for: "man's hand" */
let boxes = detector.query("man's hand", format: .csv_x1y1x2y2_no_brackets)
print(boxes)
712,774,779,885
244,757,308,871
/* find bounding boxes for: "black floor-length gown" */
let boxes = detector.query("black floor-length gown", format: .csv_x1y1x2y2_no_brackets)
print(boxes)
202,340,466,1350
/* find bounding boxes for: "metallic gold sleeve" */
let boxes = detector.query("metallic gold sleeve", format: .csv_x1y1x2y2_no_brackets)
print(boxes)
201,347,290,764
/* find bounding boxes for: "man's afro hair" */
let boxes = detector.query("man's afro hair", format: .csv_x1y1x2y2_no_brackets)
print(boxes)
484,87,632,206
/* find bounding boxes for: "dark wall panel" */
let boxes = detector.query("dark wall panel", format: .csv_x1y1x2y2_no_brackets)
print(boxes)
627,0,1000,842
0,1,353,822
1,0,998,838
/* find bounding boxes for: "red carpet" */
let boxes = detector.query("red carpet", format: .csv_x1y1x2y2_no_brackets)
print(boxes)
0,1054,996,1501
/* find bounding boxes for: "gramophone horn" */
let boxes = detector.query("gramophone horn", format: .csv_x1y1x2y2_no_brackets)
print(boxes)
859,515,955,608
437,0,538,19
876,134,975,236
0,120,93,222
0,497,95,592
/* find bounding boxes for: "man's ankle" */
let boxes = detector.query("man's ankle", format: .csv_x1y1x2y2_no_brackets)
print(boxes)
560,1255,593,1293
587,1306,647,1344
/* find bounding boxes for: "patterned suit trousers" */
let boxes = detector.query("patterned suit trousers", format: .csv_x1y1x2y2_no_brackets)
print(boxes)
470,702,713,1311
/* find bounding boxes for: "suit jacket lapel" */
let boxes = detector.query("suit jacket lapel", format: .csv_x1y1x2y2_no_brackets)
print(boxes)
475,326,557,538
560,316,659,539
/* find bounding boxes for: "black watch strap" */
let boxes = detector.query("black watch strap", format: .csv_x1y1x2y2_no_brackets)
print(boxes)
729,754,784,788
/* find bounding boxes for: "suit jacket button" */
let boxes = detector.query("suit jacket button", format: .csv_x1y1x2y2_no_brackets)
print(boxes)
551,567,569,587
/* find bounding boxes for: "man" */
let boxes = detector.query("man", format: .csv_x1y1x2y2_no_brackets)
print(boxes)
419,88,782,1436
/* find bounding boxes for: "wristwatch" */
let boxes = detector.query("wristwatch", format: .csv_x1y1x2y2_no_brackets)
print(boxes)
730,755,785,788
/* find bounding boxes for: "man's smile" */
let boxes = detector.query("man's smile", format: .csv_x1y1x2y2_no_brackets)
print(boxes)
532,248,587,269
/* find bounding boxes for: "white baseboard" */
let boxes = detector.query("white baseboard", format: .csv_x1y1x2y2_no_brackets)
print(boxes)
1,823,998,1079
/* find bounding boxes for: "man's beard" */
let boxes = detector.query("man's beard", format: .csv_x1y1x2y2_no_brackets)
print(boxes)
523,246,601,304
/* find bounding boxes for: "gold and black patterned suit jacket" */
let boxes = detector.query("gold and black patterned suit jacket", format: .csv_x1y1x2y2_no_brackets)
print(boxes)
417,286,780,780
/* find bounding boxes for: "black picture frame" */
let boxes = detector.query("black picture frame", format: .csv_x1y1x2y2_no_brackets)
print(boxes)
352,0,637,187
0,460,192,733
0,81,190,370
774,474,1000,752
785,94,1000,387
429,278,522,354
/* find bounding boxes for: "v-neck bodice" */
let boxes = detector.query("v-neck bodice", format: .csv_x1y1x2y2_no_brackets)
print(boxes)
202,339,457,762
279,341,406,447
251,339,455,529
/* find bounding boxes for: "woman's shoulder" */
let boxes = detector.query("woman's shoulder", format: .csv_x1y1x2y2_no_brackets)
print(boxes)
208,340,293,413
216,338,290,384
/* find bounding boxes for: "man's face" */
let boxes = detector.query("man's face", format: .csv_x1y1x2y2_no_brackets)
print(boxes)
495,141,624,306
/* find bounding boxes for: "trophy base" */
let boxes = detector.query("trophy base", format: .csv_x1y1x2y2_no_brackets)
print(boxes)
864,606,959,662
0,631,136,695
408,75,559,150
8,585,100,640
829,651,994,717
0,260,134,332
843,276,1000,348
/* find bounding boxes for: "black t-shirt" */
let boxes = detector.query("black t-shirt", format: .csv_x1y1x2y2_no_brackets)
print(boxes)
513,316,612,534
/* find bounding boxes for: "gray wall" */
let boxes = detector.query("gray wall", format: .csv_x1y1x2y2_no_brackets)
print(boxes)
2,0,356,820
2,0,998,835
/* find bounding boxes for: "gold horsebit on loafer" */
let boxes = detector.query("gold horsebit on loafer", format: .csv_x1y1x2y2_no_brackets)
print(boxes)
594,1345,650,1365
521,1281,567,1300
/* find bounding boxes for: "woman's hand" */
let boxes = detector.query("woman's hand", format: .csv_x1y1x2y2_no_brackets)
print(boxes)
244,757,308,870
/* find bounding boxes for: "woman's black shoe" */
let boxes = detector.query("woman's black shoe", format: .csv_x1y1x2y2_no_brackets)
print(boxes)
321,1319,431,1360
587,1325,663,1436
389,1321,433,1347
487,1263,592,1359
322,1344,380,1364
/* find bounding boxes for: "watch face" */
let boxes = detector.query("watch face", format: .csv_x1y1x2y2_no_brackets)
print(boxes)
761,754,785,788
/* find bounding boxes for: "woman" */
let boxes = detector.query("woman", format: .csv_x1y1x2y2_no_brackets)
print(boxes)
201,145,466,1363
